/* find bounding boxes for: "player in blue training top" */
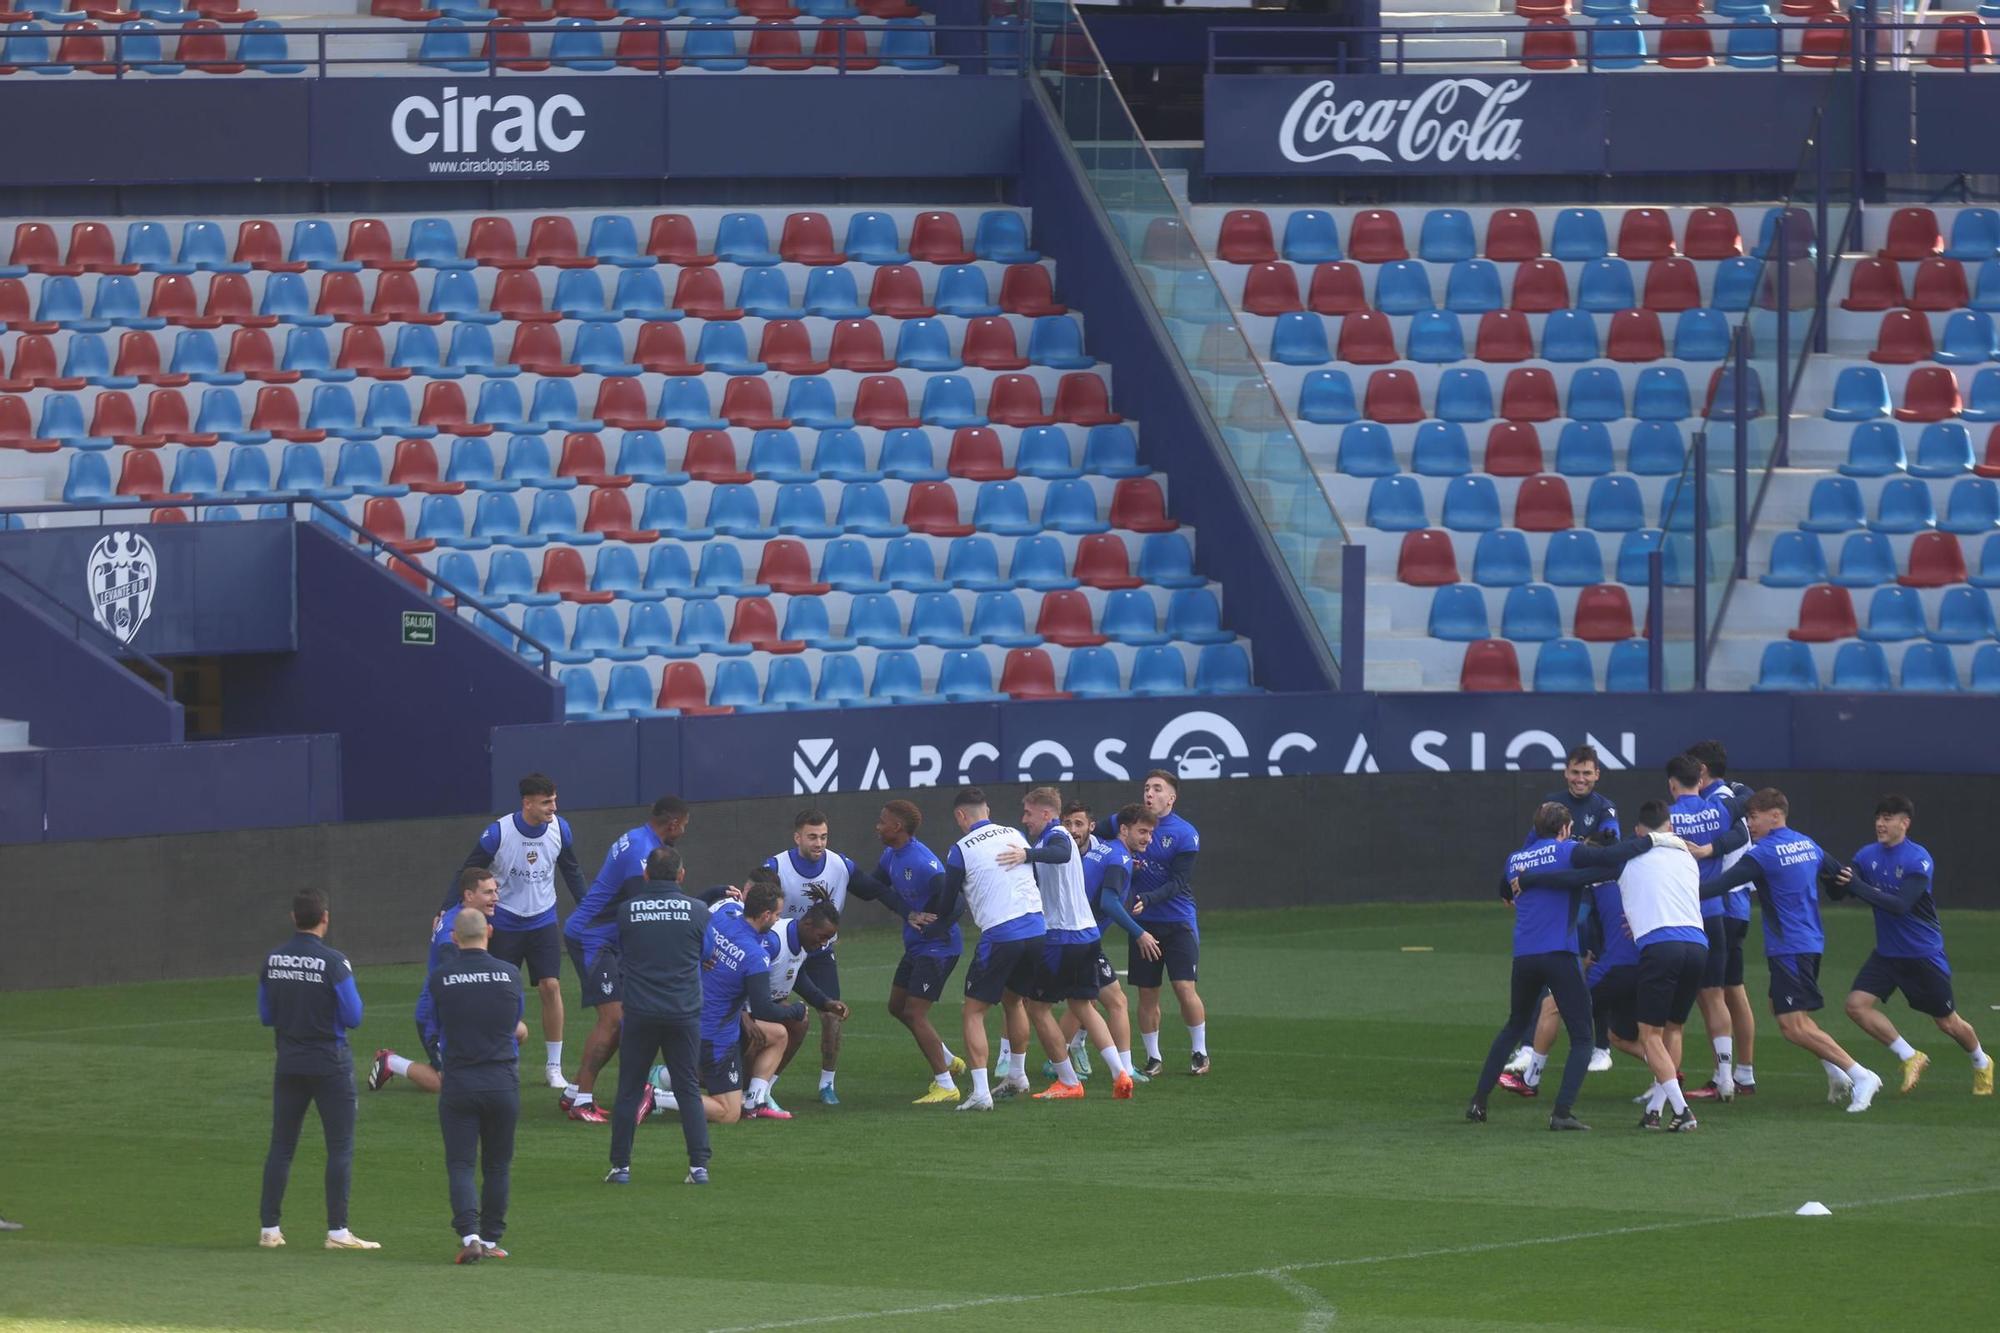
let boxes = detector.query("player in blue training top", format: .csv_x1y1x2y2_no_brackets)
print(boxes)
369,868,499,1096
1467,803,1673,1130
1685,738,1759,1101
763,810,857,1106
696,881,807,1126
1664,753,1744,1102
1693,787,1886,1113
1833,795,1992,1097
1549,744,1621,842
1095,770,1207,1078
452,773,587,1092
1063,800,1158,1086
846,800,969,1105
558,795,690,1122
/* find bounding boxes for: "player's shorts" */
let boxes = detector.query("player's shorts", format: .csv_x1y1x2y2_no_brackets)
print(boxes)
965,932,1044,1005
1636,942,1707,1028
1850,950,1956,1018
1128,921,1199,988
1032,939,1108,1004
891,951,960,1001
800,949,839,1004
1093,952,1120,992
1768,952,1824,1015
1700,916,1748,989
700,1040,744,1095
1589,963,1641,1042
488,921,561,985
565,938,621,1009
414,1017,442,1069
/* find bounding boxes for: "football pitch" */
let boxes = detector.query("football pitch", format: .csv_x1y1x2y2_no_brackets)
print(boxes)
1,902,1993,1332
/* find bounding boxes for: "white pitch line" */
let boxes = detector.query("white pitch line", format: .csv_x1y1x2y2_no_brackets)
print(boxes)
1265,1269,1338,1331
702,1184,2000,1333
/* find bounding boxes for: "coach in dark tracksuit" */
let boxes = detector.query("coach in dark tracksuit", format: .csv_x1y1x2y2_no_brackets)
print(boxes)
603,845,713,1184
258,889,377,1250
427,907,526,1264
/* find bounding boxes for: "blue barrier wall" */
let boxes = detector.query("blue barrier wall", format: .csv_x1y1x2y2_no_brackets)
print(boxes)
224,526,561,823
0,577,184,750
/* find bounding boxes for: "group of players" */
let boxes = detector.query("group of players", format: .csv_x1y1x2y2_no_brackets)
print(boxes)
1466,742,1993,1133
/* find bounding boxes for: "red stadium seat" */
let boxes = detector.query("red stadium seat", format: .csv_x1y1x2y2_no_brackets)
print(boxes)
1605,309,1666,361
1514,474,1575,531
343,219,408,270
1682,206,1743,260
1573,585,1635,641
370,270,436,324
315,271,378,325
559,433,622,487
527,216,592,267
1484,209,1544,262
903,481,972,536
684,431,752,484
1511,259,1571,312
778,212,844,265
361,496,432,553
811,19,877,70
57,23,117,76
909,212,975,264
177,21,245,73
1909,258,1970,312
1789,584,1857,641
999,648,1068,700
116,448,177,499
226,327,287,381
1036,589,1108,646
116,331,181,386
582,488,652,543
1616,208,1677,259
1501,368,1560,422
1657,17,1714,68
672,268,740,320
853,376,920,429
1216,209,1278,264
89,391,145,443
1337,310,1399,364
4,335,68,390
1521,17,1577,70
647,214,714,266
483,18,550,71
234,220,300,271
616,18,677,69
1241,262,1304,315
1054,373,1119,426
988,374,1054,427
1641,258,1702,313
961,317,1029,371
594,377,664,430
68,222,137,275
1109,477,1176,532
756,539,830,595
635,323,700,375
1880,207,1942,261
749,22,813,71
1929,15,1994,67
946,427,1012,481
1895,367,1962,422
143,389,212,445
1397,529,1461,585
868,265,935,320
1871,310,1937,365
1980,425,2000,479
251,385,323,443
1475,310,1535,363
145,274,208,327
1899,532,1966,587
540,547,613,602
719,377,787,430
1346,210,1409,263
508,324,576,376
1796,15,1851,68
1072,532,1143,589
1460,639,1523,691
1306,262,1368,315
419,380,488,435
390,438,458,493
1483,422,1545,476
12,223,75,276
1841,257,1907,312
1363,369,1425,423
491,271,554,322
466,217,532,269
999,264,1065,317
756,320,827,375
658,662,729,715
374,0,444,16
152,508,189,524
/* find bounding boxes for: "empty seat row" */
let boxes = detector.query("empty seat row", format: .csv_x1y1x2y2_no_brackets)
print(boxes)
1793,583,2000,643
380,0,925,25
1296,363,1756,426
0,19,299,75
416,16,947,75
1764,528,2000,589
1797,474,2000,535
1867,309,2000,366
1824,365,1979,423
1268,307,1734,366
1836,419,2000,478
1842,256,2000,314
1332,419,1689,479
4,210,1029,275
1519,13,1892,73
1456,637,1659,692
1364,472,1709,533
1397,526,1704,588
1755,639,2000,692
1241,257,1785,318
1425,581,1639,642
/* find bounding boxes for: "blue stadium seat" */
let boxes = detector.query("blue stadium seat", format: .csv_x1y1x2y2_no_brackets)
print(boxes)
769,484,835,539
273,442,330,496
573,604,642,662
680,599,750,655
1936,311,1998,366
795,267,863,321
704,484,772,539
1129,645,1190,696
571,325,639,377
306,385,369,441
944,536,1009,591
735,268,801,321
1533,638,1597,691
441,324,499,376
1910,423,1976,479
935,265,999,317
1373,261,1435,315
843,212,909,265
1043,479,1107,534
1543,530,1606,586
1435,369,1494,423
1859,585,1927,641
1839,422,1908,478
1270,312,1332,366
550,17,613,70
1412,422,1472,477
878,429,945,483
1725,14,1781,69
1901,642,1961,692
890,317,958,372
92,276,153,326
521,607,574,662
1710,257,1761,313
444,436,500,490
121,222,178,273
240,20,305,73
1658,474,1718,532
920,375,985,429
1584,476,1647,531
1472,529,1532,586
744,430,810,484
1298,370,1359,424
816,655,868,706
836,481,906,538
1801,477,1868,532
61,453,113,503
706,660,761,710
1633,368,1692,422
911,592,978,648
1062,646,1124,698
220,444,273,496
971,591,1039,647
870,650,927,700
597,664,660,717
429,272,492,323
1138,532,1203,588
1336,422,1397,478
1441,476,1505,532
881,536,947,592
970,479,1035,536
419,18,485,72
1829,641,1892,691
1501,583,1563,641
1428,584,1492,640
1550,209,1611,262
1540,309,1600,363
659,379,725,430
1281,210,1341,263
528,490,593,545
560,668,606,720
1931,586,1997,643
1443,260,1504,314
1672,308,1732,361
1946,208,2000,262
781,597,856,652
169,329,223,379
637,486,711,541
695,321,765,375
1366,476,1428,530
1418,209,1477,264
1193,642,1255,694
605,268,672,321
550,268,610,320
583,215,642,267
482,550,545,605
1826,366,1894,421
116,22,184,77
974,211,1037,264
1081,424,1145,478
1968,534,2000,589
881,17,946,70
1009,534,1078,590
1101,588,1166,645
1552,422,1614,476
1762,531,1829,587
1965,369,2000,423
1577,258,1637,311
1028,315,1092,369
757,657,814,711
405,217,466,268
809,429,875,482
1566,367,1626,422
588,547,646,602
1941,477,2000,534
1972,643,2000,691
780,378,849,431
1165,588,1231,644
1871,477,1938,534
1626,422,1686,476
1605,638,1651,691
638,544,693,597
1406,311,1466,363
1754,640,1821,691
680,19,746,69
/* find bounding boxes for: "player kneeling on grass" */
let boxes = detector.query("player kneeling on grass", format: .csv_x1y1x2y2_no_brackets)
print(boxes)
1831,795,1992,1098
742,904,850,1119
699,882,808,1126
1689,789,1885,1113
370,868,498,1096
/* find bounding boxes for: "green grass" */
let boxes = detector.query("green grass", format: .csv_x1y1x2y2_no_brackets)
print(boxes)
1,903,1995,1332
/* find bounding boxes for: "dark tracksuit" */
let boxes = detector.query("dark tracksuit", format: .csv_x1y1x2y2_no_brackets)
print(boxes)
601,877,712,1173
427,947,524,1243
258,931,365,1231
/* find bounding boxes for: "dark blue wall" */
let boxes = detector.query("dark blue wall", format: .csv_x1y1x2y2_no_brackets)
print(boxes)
0,576,183,749
1017,97,1336,692
223,526,560,822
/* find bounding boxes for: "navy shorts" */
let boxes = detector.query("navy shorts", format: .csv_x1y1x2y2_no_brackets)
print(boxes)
1128,921,1199,988
701,1040,744,1095
1589,963,1641,1042
1032,940,1108,1003
414,1017,442,1069
489,921,561,985
1093,952,1119,992
1851,950,1956,1018
801,950,840,1003
565,938,621,1009
1637,942,1708,1028
965,933,1044,1005
891,951,960,1001
1768,952,1824,1015
1701,916,1748,989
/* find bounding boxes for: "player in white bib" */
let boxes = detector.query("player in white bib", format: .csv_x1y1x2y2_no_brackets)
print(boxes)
763,811,856,1106
741,904,848,1119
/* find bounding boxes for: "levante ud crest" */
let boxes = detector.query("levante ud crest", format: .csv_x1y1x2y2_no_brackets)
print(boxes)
87,531,156,646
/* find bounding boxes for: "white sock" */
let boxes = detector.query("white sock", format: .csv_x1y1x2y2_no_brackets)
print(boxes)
387,1055,412,1077
819,1070,836,1091
1008,1053,1026,1080
935,1070,956,1090
462,1233,481,1247
1734,1063,1755,1084
1713,1036,1732,1064
1098,1045,1120,1076
996,1039,1013,1065
1888,1037,1917,1061
261,1226,282,1240
1068,1030,1087,1053
1054,1057,1079,1087
1972,1047,1991,1071
545,1041,563,1067
1593,1047,1611,1059
1141,1030,1162,1061
328,1228,352,1242
1117,1049,1135,1075
971,1067,990,1099
1524,1051,1549,1086
1663,1078,1688,1114
1821,1059,1850,1082
1189,1022,1207,1056
940,1045,957,1067
747,1077,771,1104
1841,1060,1866,1079
573,1091,592,1106
1646,1082,1669,1113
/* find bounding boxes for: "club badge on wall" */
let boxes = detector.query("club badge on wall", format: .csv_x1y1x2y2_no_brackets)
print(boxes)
86,531,157,646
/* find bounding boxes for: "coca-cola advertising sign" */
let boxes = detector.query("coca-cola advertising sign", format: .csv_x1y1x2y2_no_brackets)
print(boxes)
1206,74,1605,176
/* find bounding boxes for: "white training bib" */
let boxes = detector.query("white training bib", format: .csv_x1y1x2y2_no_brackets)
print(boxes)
1033,827,1097,936
765,918,833,999
1620,846,1703,943
772,850,851,917
953,822,1042,933
490,816,563,920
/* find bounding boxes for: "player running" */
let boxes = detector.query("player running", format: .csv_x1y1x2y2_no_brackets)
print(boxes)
370,868,499,1096
1691,789,1885,1113
1833,795,1992,1096
741,904,850,1119
1096,771,1208,1077
1685,739,1758,1100
1060,801,1156,1084
1665,754,1743,1102
452,774,586,1091
764,811,856,1106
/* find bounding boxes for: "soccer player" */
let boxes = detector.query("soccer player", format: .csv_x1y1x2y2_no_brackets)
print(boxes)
1467,805,1676,1130
1063,801,1158,1084
453,773,587,1091
697,881,807,1126
560,795,691,1122
257,888,378,1251
601,846,714,1186
1691,788,1885,1112
932,786,1057,1112
999,787,1132,1100
1551,745,1621,841
1686,739,1758,1099
1835,796,1992,1096
370,868,500,1096
1096,771,1208,1077
1666,754,1742,1101
742,903,850,1118
428,907,528,1264
848,800,968,1104
764,810,856,1105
